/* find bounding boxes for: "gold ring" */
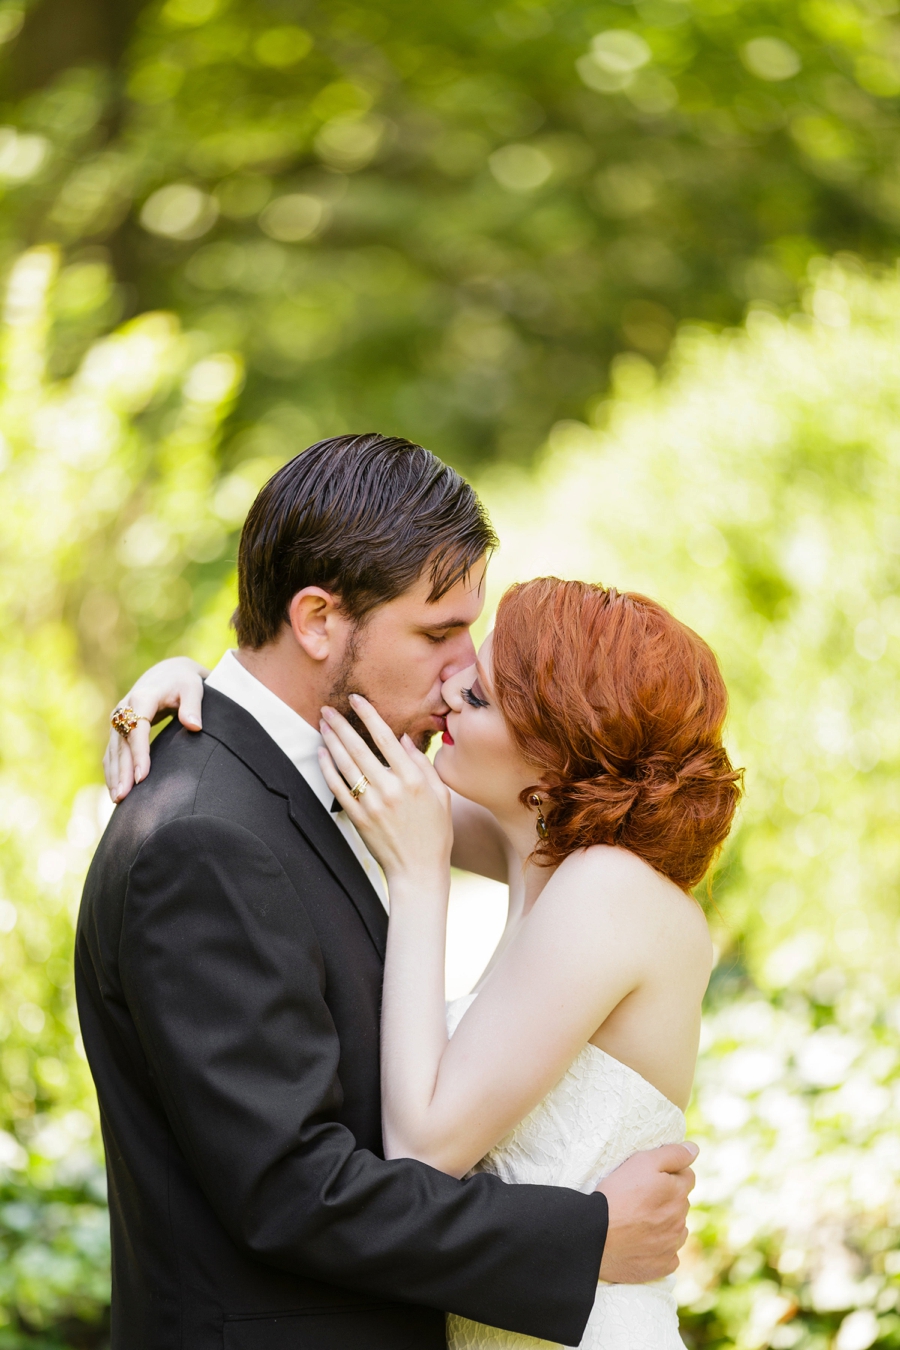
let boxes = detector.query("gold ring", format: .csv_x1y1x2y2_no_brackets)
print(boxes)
110,706,152,738
350,775,369,800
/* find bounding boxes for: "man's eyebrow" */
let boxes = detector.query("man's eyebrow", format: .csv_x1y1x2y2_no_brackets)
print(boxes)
418,617,470,631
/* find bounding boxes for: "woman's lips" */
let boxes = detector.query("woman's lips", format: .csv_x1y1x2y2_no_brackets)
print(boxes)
440,717,454,746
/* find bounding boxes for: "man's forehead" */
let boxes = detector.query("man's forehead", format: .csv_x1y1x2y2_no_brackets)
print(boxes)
395,557,488,616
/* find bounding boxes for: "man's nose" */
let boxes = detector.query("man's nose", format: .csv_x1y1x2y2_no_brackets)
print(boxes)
441,632,477,680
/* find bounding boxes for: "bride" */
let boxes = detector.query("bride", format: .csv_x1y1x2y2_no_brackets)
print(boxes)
107,576,740,1349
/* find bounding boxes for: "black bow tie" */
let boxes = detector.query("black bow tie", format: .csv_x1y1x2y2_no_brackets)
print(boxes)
330,797,343,814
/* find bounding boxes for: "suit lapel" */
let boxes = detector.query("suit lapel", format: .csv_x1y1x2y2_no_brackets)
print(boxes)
200,687,388,959
284,785,387,959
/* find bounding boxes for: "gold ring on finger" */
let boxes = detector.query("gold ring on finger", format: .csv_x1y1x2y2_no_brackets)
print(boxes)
350,774,369,800
110,706,152,739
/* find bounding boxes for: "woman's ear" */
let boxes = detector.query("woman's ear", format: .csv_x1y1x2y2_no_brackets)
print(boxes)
288,587,343,662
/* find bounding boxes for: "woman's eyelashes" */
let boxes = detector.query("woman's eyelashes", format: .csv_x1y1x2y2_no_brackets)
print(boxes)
462,685,489,709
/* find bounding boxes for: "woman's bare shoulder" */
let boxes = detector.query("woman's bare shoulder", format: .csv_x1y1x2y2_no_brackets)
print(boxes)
555,842,676,891
551,845,713,968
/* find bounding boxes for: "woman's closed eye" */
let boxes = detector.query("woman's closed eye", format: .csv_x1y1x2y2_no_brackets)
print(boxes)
462,685,489,709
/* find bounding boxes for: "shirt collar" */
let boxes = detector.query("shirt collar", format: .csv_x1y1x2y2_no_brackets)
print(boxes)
204,650,332,812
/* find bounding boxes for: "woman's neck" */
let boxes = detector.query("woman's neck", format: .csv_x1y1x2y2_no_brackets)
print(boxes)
493,808,558,915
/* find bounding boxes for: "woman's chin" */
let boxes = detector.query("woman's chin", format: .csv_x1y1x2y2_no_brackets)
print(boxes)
433,743,449,774
433,744,458,789
434,748,484,807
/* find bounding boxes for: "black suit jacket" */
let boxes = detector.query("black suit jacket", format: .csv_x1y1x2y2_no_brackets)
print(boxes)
75,688,608,1350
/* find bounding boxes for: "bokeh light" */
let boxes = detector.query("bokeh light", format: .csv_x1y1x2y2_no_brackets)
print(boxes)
4,0,900,1342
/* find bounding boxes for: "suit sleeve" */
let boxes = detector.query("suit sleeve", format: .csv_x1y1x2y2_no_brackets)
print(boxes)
119,814,607,1344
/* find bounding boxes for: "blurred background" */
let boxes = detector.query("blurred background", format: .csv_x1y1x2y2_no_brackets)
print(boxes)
2,0,900,1345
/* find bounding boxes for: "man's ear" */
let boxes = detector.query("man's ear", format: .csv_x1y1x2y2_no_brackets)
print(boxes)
287,587,344,662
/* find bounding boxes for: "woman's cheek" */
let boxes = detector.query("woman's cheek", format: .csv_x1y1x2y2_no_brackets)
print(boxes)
469,728,501,793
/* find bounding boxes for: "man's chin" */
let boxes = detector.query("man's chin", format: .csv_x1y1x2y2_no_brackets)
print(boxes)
330,700,435,759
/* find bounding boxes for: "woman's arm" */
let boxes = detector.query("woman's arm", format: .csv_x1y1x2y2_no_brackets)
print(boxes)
103,657,208,801
317,698,455,1167
318,699,651,1180
382,854,649,1176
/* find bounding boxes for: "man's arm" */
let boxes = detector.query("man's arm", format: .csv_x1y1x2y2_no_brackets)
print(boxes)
119,813,607,1346
449,789,510,881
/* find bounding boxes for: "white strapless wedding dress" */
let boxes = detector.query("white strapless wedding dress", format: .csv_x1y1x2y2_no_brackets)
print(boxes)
445,993,688,1350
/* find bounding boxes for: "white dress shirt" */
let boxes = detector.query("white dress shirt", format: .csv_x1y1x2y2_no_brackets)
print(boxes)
205,649,388,910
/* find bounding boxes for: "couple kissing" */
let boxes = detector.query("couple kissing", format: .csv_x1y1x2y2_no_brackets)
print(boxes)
79,432,740,1349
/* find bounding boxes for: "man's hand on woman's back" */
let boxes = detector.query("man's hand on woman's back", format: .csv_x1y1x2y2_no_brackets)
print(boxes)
596,1142,697,1283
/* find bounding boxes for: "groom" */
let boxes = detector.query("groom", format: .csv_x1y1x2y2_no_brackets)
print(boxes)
77,434,697,1350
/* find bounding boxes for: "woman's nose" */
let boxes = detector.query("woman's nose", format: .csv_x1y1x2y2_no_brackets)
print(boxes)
441,668,470,711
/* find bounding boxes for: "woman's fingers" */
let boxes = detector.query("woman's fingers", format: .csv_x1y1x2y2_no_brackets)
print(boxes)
108,730,135,802
104,657,210,803
176,683,204,731
346,694,414,777
318,746,359,815
125,688,160,785
319,718,369,795
103,732,120,800
320,704,395,784
106,686,158,798
163,662,207,730
318,747,380,835
401,734,447,790
119,735,136,798
128,721,152,785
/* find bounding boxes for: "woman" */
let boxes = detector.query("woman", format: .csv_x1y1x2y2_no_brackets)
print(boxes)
108,578,741,1348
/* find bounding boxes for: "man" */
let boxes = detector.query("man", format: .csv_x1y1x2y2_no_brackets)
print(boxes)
79,434,696,1350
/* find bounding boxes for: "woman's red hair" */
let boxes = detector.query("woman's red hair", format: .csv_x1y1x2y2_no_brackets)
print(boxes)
491,578,742,891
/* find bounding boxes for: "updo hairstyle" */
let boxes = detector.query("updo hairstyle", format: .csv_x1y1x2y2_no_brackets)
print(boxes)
490,578,742,891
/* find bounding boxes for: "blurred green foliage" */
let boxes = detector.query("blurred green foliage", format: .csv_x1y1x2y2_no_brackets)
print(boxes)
476,259,900,1345
4,0,900,469
682,981,900,1349
5,242,900,1345
0,247,247,1344
482,259,900,986
4,0,900,1343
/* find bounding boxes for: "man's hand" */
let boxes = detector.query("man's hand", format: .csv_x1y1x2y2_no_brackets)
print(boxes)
596,1141,698,1284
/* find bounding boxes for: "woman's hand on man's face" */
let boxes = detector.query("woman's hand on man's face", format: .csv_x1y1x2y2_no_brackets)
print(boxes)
318,694,453,888
104,657,208,803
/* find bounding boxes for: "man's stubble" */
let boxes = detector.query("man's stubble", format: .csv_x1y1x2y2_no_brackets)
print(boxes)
326,621,435,760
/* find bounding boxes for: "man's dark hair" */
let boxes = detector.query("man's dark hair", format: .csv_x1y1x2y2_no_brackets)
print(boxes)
233,433,498,648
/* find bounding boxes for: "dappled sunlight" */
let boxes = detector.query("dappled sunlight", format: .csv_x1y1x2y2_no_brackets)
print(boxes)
480,261,900,989
3,0,900,1338
5,242,900,1344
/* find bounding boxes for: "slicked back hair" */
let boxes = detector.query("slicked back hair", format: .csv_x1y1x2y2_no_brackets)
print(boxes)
233,433,497,648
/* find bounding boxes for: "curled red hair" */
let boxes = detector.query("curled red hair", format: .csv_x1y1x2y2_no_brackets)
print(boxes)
491,578,742,890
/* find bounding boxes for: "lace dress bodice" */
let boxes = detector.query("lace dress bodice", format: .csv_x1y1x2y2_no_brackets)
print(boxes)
445,993,688,1350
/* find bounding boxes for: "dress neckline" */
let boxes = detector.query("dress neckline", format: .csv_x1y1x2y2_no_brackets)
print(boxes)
447,991,686,1124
